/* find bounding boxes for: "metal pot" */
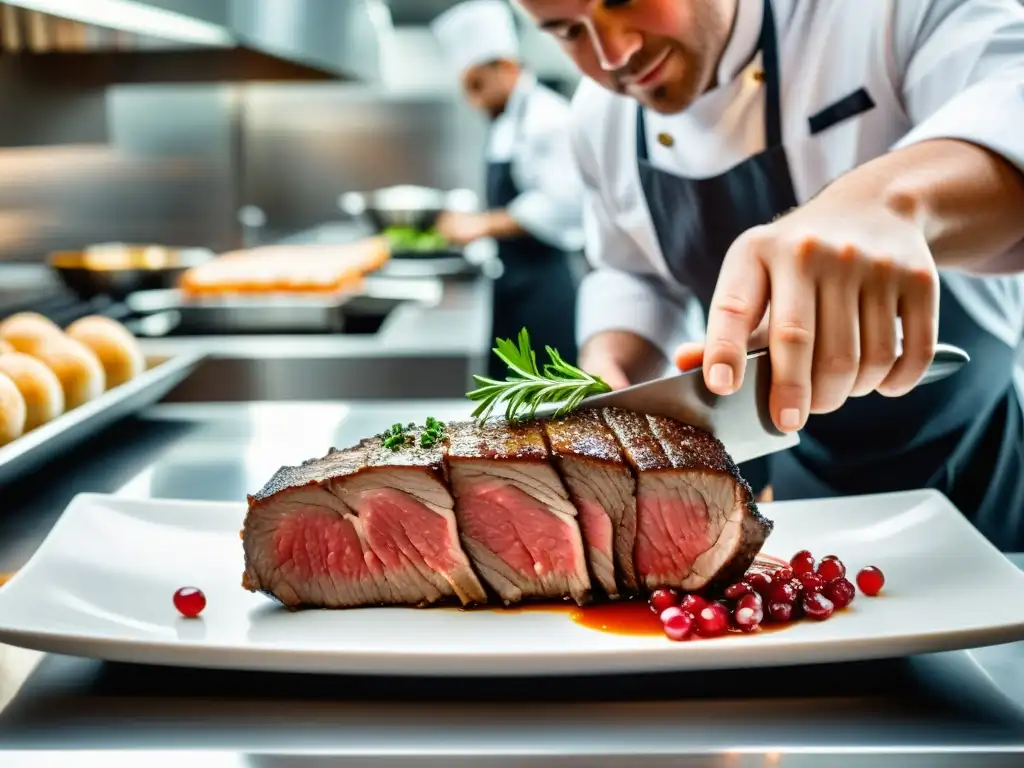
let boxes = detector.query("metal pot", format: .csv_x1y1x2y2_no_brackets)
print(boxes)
48,243,214,301
339,185,479,233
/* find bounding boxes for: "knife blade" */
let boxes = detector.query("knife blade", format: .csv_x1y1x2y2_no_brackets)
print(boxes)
536,342,970,466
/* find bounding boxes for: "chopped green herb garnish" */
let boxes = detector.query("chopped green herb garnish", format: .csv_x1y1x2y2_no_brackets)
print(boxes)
381,422,412,451
419,415,447,448
466,328,611,423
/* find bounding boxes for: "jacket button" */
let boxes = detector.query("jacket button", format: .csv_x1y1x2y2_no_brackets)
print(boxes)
657,132,674,147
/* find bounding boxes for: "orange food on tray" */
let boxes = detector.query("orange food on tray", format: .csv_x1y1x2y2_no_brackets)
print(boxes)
178,238,390,297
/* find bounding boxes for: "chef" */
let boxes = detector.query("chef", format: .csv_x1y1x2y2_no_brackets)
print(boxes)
513,0,1024,550
431,0,586,378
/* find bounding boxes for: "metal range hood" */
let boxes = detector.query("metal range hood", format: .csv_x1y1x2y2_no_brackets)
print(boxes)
0,0,391,84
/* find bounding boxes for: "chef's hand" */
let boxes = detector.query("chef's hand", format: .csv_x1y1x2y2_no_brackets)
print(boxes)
435,211,491,246
686,199,939,433
580,330,666,391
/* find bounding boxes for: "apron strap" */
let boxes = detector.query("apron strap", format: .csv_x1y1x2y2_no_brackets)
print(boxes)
636,105,651,162
760,0,783,149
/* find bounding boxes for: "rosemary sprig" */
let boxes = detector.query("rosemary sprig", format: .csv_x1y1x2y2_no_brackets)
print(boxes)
466,328,611,423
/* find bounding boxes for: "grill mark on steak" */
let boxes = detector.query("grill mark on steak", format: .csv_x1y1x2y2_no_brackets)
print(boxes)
543,410,638,598
600,408,773,593
446,418,592,605
243,434,487,609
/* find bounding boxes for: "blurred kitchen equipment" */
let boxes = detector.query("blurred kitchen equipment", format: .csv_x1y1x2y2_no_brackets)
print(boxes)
339,185,478,233
48,243,214,301
127,276,443,336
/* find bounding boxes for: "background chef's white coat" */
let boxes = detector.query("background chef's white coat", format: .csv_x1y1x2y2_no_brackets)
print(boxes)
571,0,1024,390
487,70,586,252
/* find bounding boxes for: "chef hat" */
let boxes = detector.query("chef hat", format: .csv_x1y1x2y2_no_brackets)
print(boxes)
431,0,520,76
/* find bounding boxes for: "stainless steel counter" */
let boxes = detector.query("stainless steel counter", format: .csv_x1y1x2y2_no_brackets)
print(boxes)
1,401,1023,763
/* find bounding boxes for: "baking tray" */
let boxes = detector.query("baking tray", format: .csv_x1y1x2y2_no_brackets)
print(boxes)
0,351,204,488
126,290,355,334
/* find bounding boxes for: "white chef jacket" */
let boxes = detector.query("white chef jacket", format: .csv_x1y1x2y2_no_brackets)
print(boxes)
487,70,586,252
572,0,1024,382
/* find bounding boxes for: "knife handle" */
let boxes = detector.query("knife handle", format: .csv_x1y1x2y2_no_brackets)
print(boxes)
746,341,969,388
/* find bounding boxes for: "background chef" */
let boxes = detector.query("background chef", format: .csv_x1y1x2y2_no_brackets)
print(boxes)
513,0,1024,551
432,0,586,379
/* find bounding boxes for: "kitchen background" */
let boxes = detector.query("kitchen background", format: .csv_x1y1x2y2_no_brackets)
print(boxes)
0,0,580,261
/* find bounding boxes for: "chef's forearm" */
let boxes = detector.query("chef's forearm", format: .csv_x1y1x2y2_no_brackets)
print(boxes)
827,138,1024,271
483,209,527,239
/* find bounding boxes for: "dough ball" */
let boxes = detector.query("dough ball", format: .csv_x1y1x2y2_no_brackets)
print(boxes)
0,339,14,355
29,337,106,410
0,312,63,355
0,352,65,431
65,315,146,390
0,372,27,447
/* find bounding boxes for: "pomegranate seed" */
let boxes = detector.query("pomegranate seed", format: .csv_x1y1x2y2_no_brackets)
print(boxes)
662,609,696,642
696,603,730,637
817,556,846,582
173,586,206,618
790,550,816,575
824,578,856,609
680,594,708,614
744,572,774,596
724,582,753,600
659,606,685,623
767,581,798,605
798,572,824,593
856,566,886,596
649,588,680,614
802,591,835,620
772,567,794,584
733,593,764,632
767,601,794,622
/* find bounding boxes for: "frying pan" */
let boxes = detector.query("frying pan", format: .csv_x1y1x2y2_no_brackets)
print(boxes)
48,243,214,301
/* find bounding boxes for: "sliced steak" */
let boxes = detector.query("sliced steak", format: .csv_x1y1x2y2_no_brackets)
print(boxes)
445,419,591,605
242,433,487,609
543,410,638,599
601,408,772,592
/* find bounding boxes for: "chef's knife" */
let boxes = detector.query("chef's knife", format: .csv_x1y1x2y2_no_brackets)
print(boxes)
552,342,970,466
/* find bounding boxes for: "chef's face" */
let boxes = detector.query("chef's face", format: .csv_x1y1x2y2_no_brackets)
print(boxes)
461,60,520,119
516,0,735,114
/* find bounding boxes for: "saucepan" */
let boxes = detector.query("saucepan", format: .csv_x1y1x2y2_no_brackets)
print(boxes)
339,185,479,232
48,243,215,301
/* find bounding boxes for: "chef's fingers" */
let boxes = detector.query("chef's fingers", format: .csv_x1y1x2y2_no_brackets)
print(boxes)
703,230,771,395
850,260,899,397
673,342,704,372
877,268,938,397
766,238,818,432
810,253,860,414
750,309,771,349
582,357,631,391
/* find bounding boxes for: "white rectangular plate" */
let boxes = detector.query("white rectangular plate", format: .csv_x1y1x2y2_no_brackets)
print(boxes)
1,489,1023,676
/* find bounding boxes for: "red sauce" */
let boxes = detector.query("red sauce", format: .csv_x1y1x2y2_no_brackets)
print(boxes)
569,599,664,635
489,555,801,638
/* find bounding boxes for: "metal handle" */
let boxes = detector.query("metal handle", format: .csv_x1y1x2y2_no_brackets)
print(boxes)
745,341,969,388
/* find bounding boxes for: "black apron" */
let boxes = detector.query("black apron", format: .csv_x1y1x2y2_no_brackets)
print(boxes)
636,0,1024,551
485,82,579,381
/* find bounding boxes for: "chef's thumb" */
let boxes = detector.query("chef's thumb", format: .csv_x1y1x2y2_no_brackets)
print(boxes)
673,342,705,373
